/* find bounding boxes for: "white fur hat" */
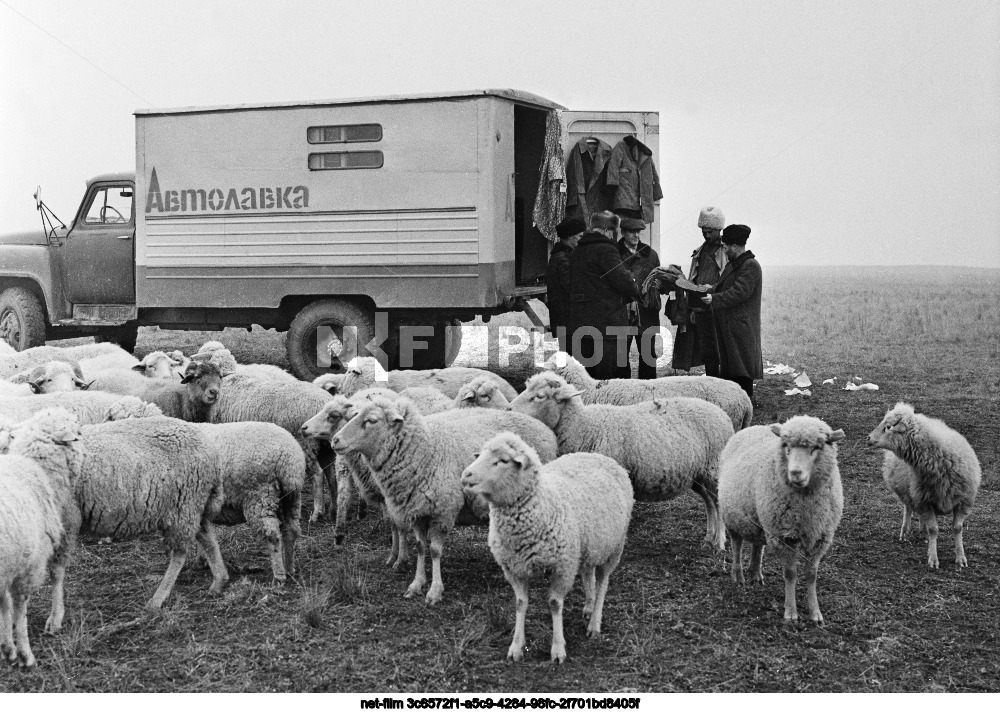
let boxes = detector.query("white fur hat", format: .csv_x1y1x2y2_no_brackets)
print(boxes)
697,206,725,230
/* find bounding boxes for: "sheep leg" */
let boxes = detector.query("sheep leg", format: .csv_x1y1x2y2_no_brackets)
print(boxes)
547,575,572,664
424,523,447,605
0,589,15,663
730,534,745,585
10,586,35,668
146,550,187,610
691,480,725,550
309,458,326,523
404,524,428,599
387,524,400,568
802,546,829,624
748,541,765,585
898,503,913,541
953,509,969,567
280,521,299,580
580,566,597,621
504,571,529,662
776,548,798,622
334,466,356,546
44,560,67,634
919,510,939,569
196,524,230,595
588,553,621,638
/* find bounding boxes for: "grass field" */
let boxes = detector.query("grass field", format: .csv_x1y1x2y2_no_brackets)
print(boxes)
3,265,998,692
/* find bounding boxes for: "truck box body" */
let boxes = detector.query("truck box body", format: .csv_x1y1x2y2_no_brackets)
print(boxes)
135,90,564,311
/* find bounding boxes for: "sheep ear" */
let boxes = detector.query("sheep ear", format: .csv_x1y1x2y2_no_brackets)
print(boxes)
460,390,475,401
770,423,783,437
180,373,195,384
320,381,338,394
826,429,845,444
29,381,42,394
131,363,147,373
556,386,584,401
512,454,528,469
75,379,94,391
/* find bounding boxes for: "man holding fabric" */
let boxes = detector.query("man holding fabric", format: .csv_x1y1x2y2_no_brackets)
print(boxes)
616,217,662,379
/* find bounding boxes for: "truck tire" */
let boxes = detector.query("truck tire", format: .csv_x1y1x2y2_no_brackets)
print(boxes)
444,319,463,366
0,287,47,351
287,299,375,381
403,318,464,370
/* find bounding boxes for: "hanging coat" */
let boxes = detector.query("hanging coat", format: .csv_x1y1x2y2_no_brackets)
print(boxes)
564,137,612,225
533,111,566,242
709,250,764,380
606,135,663,224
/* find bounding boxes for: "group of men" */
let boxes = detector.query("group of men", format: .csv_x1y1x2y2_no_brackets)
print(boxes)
545,207,763,399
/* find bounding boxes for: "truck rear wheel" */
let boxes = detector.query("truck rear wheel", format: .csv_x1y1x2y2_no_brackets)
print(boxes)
95,323,139,355
397,318,464,370
287,299,375,381
0,287,47,351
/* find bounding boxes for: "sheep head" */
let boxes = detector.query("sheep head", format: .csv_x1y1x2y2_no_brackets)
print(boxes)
313,373,346,394
181,361,222,406
301,395,358,441
508,372,583,430
330,395,409,458
28,361,91,394
133,351,184,379
456,376,507,409
461,432,539,508
867,402,915,450
770,416,844,489
7,407,84,478
540,351,592,387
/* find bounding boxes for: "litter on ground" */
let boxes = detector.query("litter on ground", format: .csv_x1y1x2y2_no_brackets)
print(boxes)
844,382,879,391
784,388,812,396
764,362,796,375
794,372,812,388
822,377,836,385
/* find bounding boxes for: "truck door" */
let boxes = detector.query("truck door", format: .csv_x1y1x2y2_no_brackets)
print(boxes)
63,181,137,304
559,111,661,254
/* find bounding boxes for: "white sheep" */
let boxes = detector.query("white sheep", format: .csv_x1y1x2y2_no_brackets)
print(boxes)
312,373,345,394
718,416,845,623
509,372,733,550
397,386,454,415
193,341,299,383
330,395,558,604
339,356,518,401
453,376,511,410
868,402,981,568
43,415,228,625
0,342,136,380
0,341,16,356
0,378,33,399
210,372,336,523
24,361,91,393
542,352,753,432
190,422,305,583
461,432,633,663
0,391,164,426
132,350,189,379
0,408,80,667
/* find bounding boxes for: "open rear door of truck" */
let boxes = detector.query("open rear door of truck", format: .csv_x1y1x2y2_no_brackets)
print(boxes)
559,110,661,253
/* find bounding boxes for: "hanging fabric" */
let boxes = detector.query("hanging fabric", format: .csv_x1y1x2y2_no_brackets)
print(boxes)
532,110,566,243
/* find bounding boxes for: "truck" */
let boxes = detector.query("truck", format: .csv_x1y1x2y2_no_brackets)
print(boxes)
0,89,660,379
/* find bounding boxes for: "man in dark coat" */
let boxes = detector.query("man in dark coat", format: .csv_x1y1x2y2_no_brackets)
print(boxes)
664,206,728,375
546,217,586,352
617,217,662,379
700,224,763,398
568,211,640,379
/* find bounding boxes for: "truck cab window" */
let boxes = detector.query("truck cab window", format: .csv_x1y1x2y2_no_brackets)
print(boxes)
84,186,134,225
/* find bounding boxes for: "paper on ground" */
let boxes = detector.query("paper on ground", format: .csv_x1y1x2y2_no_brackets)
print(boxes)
784,387,812,396
844,382,879,391
794,372,812,388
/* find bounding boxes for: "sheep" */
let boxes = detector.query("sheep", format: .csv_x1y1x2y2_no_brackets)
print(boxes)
0,342,136,380
867,403,981,568
509,372,733,550
192,341,299,383
542,352,752,432
190,422,305,583
132,350,188,379
209,372,336,523
330,395,558,604
313,373,345,394
461,432,633,663
0,391,164,426
338,356,518,401
453,376,511,410
718,416,845,623
0,378,33,399
0,408,80,667
24,361,91,393
0,340,15,356
43,415,227,625
301,389,409,566
86,361,223,422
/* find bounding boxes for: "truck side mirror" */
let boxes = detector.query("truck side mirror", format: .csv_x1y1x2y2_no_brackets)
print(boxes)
34,186,42,210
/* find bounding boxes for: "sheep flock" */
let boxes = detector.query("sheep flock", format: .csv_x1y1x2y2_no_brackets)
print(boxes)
0,338,987,670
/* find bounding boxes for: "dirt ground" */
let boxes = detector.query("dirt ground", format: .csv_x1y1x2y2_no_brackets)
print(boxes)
2,265,998,692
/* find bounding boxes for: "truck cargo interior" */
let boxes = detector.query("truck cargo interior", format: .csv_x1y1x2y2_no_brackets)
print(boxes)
513,105,549,286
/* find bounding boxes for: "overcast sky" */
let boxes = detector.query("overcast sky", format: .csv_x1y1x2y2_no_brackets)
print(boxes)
2,0,998,267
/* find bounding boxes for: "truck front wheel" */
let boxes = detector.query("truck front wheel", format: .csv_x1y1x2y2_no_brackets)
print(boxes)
0,287,47,351
286,299,375,381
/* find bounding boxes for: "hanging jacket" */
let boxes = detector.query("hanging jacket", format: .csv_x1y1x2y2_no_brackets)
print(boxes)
533,111,566,242
606,135,663,224
565,137,612,224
